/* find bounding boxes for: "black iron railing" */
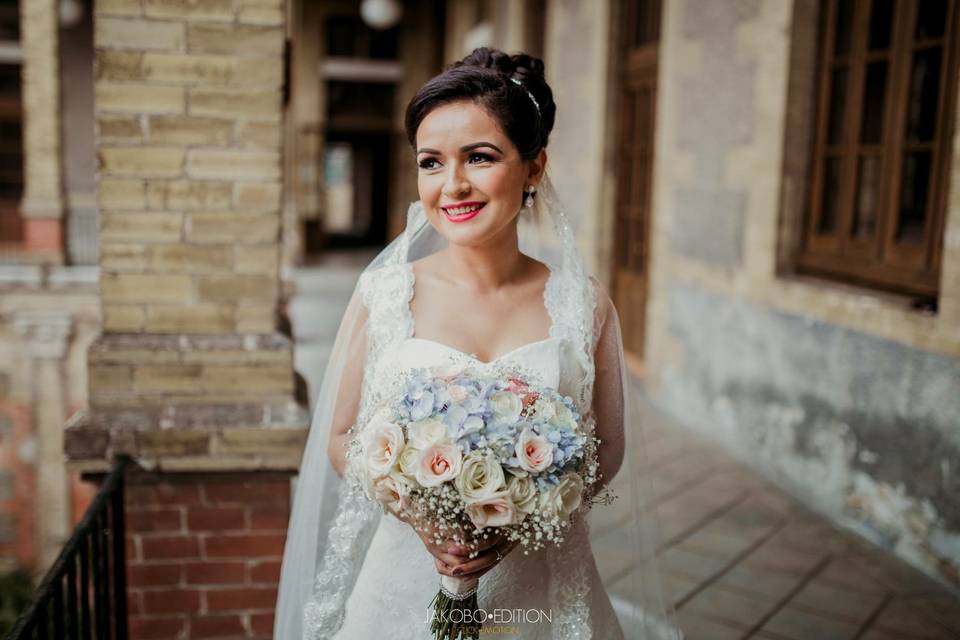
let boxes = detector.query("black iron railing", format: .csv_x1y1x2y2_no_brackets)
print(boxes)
5,455,131,640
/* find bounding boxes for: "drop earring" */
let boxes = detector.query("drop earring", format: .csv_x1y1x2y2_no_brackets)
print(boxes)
524,185,536,209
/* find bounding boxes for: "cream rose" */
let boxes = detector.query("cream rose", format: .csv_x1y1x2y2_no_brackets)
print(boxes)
362,420,405,476
397,445,421,479
539,473,584,519
506,475,538,514
455,451,505,502
464,490,518,529
408,416,448,449
515,427,554,473
370,472,409,513
415,441,463,487
490,391,523,423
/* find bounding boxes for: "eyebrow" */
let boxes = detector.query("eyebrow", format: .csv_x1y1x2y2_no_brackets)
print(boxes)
416,142,504,155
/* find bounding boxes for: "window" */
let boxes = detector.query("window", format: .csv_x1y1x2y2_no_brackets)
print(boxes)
798,0,959,300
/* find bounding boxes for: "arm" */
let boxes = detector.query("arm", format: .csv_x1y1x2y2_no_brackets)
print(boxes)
326,292,369,479
591,285,626,493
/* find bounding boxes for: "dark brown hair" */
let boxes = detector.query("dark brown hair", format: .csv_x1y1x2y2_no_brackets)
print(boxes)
404,47,556,161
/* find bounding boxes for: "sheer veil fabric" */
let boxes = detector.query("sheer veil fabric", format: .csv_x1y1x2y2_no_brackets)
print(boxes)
274,175,680,639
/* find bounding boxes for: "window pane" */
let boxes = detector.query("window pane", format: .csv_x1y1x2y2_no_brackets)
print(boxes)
860,61,888,143
834,0,856,56
828,66,848,145
896,151,931,243
915,0,948,39
853,155,880,239
819,156,843,234
905,47,942,142
868,0,895,49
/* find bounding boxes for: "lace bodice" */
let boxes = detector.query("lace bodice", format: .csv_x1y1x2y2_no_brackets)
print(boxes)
304,260,605,639
330,281,622,640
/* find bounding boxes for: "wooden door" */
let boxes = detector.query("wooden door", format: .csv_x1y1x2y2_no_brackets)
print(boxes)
612,0,661,358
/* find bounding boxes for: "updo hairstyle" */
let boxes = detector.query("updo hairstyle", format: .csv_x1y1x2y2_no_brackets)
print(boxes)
404,47,556,161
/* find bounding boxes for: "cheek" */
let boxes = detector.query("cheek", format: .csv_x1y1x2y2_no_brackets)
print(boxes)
417,174,442,202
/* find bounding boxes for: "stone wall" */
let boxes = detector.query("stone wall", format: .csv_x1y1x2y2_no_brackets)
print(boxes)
646,0,960,584
93,0,286,337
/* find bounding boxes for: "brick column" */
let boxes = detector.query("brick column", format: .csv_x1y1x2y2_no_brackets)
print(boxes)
65,1,306,638
18,0,65,260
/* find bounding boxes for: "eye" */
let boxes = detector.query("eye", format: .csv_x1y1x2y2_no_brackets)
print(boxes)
468,152,493,164
418,157,440,170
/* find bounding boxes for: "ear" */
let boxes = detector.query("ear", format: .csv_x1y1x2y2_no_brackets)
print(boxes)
526,150,547,188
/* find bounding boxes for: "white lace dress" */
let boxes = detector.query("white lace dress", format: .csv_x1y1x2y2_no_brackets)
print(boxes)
332,265,626,639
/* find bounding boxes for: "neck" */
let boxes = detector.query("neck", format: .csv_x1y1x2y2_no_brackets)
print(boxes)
441,226,526,291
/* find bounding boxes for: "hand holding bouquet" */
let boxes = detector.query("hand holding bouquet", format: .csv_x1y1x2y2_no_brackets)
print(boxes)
346,364,605,640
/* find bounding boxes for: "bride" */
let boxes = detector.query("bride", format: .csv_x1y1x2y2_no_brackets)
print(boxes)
274,48,676,639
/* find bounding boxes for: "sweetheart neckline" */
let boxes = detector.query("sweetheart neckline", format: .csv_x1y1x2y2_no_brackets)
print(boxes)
402,261,558,365
403,336,560,366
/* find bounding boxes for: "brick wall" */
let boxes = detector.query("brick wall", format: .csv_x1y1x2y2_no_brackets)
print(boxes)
124,474,288,640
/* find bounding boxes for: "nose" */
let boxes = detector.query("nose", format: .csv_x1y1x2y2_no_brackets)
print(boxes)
440,163,470,199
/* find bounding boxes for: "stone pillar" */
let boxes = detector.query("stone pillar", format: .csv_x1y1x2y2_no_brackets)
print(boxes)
12,312,72,575
65,1,307,637
18,0,65,261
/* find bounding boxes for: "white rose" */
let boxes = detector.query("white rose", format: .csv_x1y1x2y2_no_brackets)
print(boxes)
539,473,584,520
506,475,538,515
455,451,505,502
490,391,523,424
362,420,405,476
408,416,448,449
398,445,421,479
464,490,518,529
515,428,554,473
415,441,463,487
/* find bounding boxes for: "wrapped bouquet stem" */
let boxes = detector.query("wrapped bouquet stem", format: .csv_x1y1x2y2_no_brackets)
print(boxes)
348,364,609,640
429,574,480,640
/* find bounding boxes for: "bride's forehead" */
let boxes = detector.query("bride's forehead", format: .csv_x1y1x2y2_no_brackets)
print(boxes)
416,102,507,146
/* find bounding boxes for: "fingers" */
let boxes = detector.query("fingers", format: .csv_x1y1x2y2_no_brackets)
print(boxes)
435,558,455,577
435,549,467,568
450,540,514,577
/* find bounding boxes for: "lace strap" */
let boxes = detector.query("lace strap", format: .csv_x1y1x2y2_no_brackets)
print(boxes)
358,263,415,356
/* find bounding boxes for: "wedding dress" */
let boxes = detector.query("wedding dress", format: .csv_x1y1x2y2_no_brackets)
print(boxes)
274,179,678,640
332,264,625,639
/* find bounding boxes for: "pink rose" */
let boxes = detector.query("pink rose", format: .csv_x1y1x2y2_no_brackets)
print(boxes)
515,428,554,473
464,490,518,529
415,441,462,487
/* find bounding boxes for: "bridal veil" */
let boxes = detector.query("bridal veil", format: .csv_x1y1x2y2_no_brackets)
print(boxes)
273,173,680,639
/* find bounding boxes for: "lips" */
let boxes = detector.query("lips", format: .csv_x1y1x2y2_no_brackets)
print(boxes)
441,202,486,223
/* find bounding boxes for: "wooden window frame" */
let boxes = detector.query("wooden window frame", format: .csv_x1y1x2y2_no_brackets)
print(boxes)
797,0,960,300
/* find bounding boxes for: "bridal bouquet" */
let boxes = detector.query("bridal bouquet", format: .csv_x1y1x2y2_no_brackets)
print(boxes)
346,364,603,640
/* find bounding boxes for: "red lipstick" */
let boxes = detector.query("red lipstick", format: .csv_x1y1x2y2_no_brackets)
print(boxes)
441,201,486,223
